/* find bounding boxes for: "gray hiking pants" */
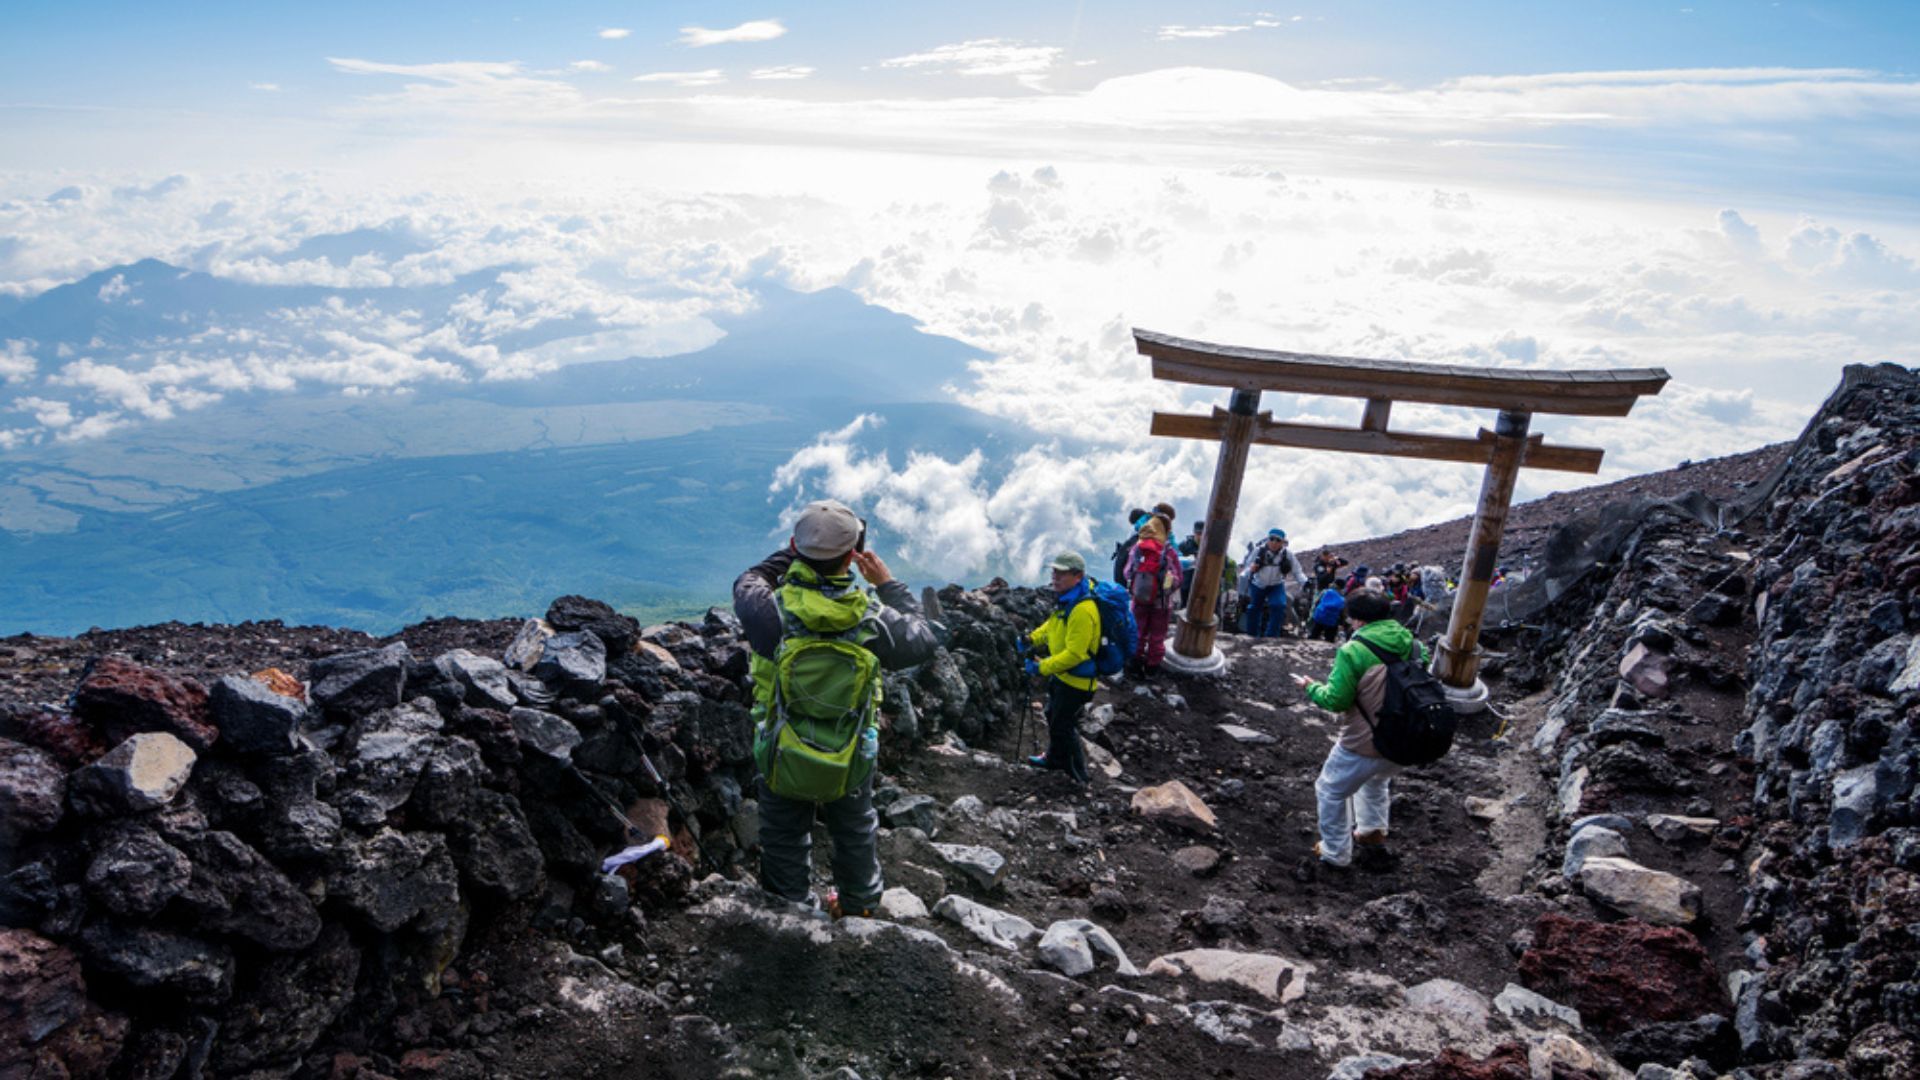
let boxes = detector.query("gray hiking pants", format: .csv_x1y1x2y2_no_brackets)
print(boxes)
756,774,883,912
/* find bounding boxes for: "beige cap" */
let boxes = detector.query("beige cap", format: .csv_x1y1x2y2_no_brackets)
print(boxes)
793,499,864,559
1047,551,1086,574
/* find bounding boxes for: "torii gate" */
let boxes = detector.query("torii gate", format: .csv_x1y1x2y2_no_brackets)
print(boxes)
1136,329,1669,702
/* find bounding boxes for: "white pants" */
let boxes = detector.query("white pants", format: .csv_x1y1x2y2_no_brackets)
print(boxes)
1314,744,1401,865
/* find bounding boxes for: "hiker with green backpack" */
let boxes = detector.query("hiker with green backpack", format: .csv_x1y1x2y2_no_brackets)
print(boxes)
733,499,940,918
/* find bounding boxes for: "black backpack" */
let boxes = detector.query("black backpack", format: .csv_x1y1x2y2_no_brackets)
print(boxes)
1354,636,1457,766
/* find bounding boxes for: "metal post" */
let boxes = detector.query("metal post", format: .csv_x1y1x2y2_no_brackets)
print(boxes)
1435,409,1531,693
1171,389,1260,665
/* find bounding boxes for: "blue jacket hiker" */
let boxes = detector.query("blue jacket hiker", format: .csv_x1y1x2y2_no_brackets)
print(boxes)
1024,550,1099,783
733,499,939,918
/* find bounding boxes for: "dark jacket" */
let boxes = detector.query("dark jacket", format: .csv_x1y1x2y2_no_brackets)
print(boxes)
1111,534,1139,582
733,548,940,670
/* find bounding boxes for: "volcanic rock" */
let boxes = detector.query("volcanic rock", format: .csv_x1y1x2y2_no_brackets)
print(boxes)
533,631,608,688
930,842,1007,890
341,700,443,813
1130,780,1217,832
1172,845,1222,876
68,731,197,816
211,923,360,1074
1518,913,1721,1033
171,830,323,951
1612,1013,1736,1071
80,924,234,1004
1575,856,1702,925
309,642,410,715
1619,642,1672,700
84,825,191,918
546,595,641,658
445,788,545,900
1037,919,1139,978
932,895,1038,950
73,657,216,750
1562,825,1628,878
328,828,461,933
878,887,927,921
884,793,939,833
430,649,518,710
511,706,583,762
1143,948,1312,1004
1646,814,1718,843
1403,978,1492,1028
0,929,128,1079
207,673,305,755
0,736,66,845
1492,983,1581,1031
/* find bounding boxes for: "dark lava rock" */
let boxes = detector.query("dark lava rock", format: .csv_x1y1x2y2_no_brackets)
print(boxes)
207,673,305,755
430,649,518,710
211,923,360,1074
73,657,217,750
408,736,485,828
1361,891,1448,937
510,706,582,761
1090,887,1129,922
341,700,444,813
309,641,411,715
546,596,640,659
1612,1013,1736,1071
0,736,66,847
0,707,106,770
1689,594,1743,628
80,923,235,1004
884,793,939,833
85,825,192,918
446,788,546,900
0,928,129,1079
1518,913,1723,1033
328,828,460,933
532,630,607,688
171,830,323,951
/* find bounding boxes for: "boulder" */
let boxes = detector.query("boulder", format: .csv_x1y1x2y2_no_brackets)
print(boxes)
883,793,939,834
1576,856,1702,926
878,887,928,921
85,826,192,918
0,929,128,1079
1619,643,1672,700
341,701,444,813
1172,845,1222,876
1517,913,1722,1033
504,617,557,671
545,595,641,658
1143,948,1312,1004
510,706,583,762
211,923,360,1074
171,830,323,951
0,737,65,845
309,642,411,715
447,789,546,901
207,674,305,756
1036,919,1138,978
1492,983,1581,1030
1562,825,1628,878
1131,780,1217,832
68,731,197,816
431,650,517,710
328,828,461,933
1646,814,1718,843
932,895,1039,951
1404,978,1491,1027
930,842,1007,890
1612,1013,1737,1072
72,657,216,750
533,631,608,688
1829,764,1879,847
79,924,234,1004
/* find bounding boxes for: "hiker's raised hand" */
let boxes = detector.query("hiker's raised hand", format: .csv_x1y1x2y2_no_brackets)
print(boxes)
851,549,893,586
1290,673,1313,689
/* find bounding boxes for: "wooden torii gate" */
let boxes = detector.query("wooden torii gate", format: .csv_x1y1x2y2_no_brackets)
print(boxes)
1136,329,1669,698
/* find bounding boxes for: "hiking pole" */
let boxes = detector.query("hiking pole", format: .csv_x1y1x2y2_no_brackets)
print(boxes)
1011,639,1032,763
636,744,714,873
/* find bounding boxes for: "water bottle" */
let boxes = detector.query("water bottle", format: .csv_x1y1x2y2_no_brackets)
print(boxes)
858,726,879,761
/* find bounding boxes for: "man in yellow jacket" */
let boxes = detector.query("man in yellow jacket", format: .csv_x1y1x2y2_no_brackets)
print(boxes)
1025,551,1099,784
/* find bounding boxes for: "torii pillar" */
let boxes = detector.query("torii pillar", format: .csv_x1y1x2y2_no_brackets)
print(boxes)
1136,330,1668,705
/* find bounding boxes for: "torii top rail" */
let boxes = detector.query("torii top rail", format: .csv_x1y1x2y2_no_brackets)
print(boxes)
1136,329,1669,690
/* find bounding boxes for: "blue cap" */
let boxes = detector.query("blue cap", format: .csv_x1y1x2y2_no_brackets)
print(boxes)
1267,528,1286,540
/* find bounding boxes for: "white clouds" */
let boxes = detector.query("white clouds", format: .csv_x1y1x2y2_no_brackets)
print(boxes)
0,341,35,384
250,82,282,92
677,20,787,47
598,28,631,40
751,65,815,81
96,273,131,302
1156,20,1284,41
633,69,727,87
568,60,612,73
881,39,1064,85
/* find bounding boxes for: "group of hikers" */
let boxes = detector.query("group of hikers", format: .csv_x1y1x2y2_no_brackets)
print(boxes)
731,498,1456,917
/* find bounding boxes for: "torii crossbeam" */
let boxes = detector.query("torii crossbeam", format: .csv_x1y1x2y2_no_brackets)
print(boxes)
1137,329,1669,699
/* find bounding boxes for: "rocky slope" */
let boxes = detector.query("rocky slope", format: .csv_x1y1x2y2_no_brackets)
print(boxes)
2,365,1915,1080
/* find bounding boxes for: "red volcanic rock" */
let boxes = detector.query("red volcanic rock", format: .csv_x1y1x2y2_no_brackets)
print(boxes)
1370,1042,1534,1080
251,666,308,702
73,657,217,750
0,928,129,1077
0,707,106,770
1517,913,1723,1034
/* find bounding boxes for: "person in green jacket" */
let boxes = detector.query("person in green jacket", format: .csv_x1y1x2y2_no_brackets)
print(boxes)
1025,550,1099,784
1290,589,1428,867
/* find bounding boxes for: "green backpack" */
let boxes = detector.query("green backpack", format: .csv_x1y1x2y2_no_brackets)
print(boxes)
751,569,883,802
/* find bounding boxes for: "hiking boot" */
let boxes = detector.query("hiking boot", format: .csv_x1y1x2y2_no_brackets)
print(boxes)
1026,753,1050,770
1311,841,1352,869
823,891,874,920
1353,829,1389,848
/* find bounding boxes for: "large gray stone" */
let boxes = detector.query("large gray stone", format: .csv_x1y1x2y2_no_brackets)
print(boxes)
1494,983,1582,1030
171,831,322,952
207,675,305,756
68,732,196,816
1328,1054,1411,1080
930,842,1006,890
932,894,1038,951
1647,814,1718,843
80,924,233,1004
1830,764,1879,847
1404,978,1492,1028
878,887,928,921
309,642,410,715
510,707,582,762
1131,780,1217,832
1143,948,1312,1004
884,794,939,834
1563,825,1628,878
341,702,443,813
1576,856,1702,925
1037,919,1138,978
533,631,607,688
211,923,359,1073
431,650,517,710
328,828,460,933
446,789,546,901
1888,635,1920,694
